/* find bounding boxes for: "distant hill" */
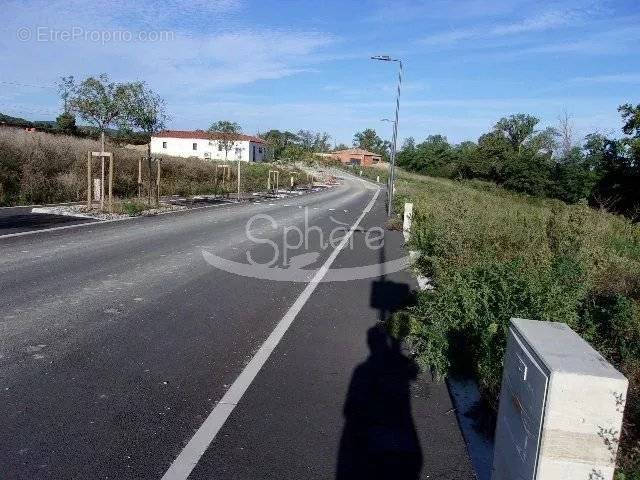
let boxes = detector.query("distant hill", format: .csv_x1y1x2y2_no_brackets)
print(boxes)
0,112,148,144
0,112,34,127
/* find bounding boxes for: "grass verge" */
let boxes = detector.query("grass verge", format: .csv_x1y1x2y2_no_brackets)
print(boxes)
388,168,640,478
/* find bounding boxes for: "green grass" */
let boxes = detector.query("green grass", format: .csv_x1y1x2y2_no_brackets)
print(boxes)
388,168,640,477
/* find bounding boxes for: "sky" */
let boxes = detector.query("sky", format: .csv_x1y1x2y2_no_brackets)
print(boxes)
1,0,639,146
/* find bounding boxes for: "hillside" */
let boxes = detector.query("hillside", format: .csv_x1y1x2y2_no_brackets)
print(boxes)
387,169,640,477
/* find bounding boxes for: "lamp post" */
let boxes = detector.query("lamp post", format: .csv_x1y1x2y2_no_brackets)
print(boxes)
381,118,396,201
371,55,403,217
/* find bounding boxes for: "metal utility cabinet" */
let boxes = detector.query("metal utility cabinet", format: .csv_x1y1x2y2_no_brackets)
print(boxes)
492,318,628,480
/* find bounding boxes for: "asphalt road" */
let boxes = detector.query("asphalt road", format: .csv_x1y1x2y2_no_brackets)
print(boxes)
0,206,95,236
0,176,475,479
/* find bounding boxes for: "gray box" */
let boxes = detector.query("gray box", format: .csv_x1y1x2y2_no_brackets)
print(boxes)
492,318,628,480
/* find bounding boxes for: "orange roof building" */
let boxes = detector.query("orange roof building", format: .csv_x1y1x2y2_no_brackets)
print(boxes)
331,148,382,167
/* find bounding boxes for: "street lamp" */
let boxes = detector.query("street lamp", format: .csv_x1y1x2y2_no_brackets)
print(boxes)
380,118,396,195
371,55,403,217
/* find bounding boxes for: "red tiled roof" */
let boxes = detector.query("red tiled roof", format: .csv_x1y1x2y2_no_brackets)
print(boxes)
154,130,266,144
332,148,381,157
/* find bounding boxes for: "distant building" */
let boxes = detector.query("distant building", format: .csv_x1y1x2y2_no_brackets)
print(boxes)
151,130,267,162
331,148,382,167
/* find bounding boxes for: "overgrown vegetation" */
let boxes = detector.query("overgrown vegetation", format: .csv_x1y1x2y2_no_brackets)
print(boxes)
0,128,305,205
396,106,640,219
387,169,640,477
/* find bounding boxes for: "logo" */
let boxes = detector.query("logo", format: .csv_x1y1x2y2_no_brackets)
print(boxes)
201,205,410,282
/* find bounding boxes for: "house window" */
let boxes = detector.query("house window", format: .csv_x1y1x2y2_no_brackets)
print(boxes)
193,143,197,151
218,143,223,151
258,147,263,153
162,141,167,149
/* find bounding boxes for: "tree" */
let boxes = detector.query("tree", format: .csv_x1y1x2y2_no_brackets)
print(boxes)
67,74,130,209
297,129,315,151
353,128,389,160
396,137,416,169
68,74,130,154
494,114,540,153
209,121,242,201
55,112,77,134
312,131,332,152
557,110,575,160
57,76,75,113
619,103,640,137
262,129,299,160
208,121,242,161
122,82,169,205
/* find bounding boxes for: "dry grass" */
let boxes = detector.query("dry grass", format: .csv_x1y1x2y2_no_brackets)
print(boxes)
389,169,640,476
0,127,304,205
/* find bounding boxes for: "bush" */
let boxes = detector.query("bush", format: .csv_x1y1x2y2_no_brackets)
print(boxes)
119,200,148,216
389,169,640,475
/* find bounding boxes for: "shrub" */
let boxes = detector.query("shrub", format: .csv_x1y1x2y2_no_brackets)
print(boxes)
0,127,304,206
389,169,640,475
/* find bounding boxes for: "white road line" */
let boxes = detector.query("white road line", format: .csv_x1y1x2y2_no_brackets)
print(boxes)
161,186,381,480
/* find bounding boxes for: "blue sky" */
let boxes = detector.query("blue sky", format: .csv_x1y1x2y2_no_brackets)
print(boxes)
1,0,639,145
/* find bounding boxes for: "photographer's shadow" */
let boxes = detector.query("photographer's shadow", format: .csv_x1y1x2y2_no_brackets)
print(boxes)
336,324,422,480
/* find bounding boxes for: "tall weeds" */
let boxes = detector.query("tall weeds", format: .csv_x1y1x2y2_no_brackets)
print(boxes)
389,170,640,476
0,128,303,205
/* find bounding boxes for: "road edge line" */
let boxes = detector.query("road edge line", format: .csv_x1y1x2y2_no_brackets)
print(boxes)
160,186,381,480
0,186,341,241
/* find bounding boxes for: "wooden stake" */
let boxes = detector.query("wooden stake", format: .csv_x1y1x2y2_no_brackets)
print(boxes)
156,158,161,205
138,156,142,198
100,131,105,210
108,154,113,213
87,151,92,207
101,156,105,210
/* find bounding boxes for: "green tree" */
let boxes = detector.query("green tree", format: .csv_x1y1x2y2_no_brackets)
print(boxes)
619,103,640,137
121,82,169,204
263,129,299,159
68,74,130,154
312,131,332,152
494,114,540,153
297,130,315,151
55,112,77,134
352,128,389,160
411,135,457,177
208,121,242,161
57,75,75,113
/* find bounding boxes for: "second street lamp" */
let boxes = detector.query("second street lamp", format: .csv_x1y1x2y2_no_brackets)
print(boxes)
371,55,403,217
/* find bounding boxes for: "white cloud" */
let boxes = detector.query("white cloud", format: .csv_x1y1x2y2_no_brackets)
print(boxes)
1,0,336,103
419,8,586,46
569,73,640,84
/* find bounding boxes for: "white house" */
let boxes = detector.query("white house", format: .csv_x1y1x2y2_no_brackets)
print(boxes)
151,130,268,162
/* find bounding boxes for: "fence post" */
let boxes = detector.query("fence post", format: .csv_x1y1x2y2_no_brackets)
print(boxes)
87,151,92,207
156,158,161,205
138,156,142,198
403,203,413,242
108,153,113,213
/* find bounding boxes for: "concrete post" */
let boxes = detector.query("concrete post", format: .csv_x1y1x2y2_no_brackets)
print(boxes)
403,203,413,242
492,318,628,480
